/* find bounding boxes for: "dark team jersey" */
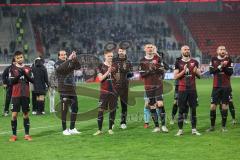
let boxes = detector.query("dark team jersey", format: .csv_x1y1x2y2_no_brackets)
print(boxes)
97,63,116,94
112,55,133,88
209,56,233,88
174,58,199,91
139,55,164,89
9,64,33,98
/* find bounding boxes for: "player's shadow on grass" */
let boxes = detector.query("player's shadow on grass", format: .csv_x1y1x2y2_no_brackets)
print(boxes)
33,129,60,138
78,123,100,132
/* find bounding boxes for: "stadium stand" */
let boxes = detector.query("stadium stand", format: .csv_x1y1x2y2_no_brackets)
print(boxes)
182,12,240,56
29,5,178,62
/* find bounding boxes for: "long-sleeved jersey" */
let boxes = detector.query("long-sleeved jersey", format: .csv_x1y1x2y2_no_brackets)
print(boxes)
209,56,233,88
9,64,33,97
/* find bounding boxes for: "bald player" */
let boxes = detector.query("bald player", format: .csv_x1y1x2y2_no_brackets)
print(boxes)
174,45,201,136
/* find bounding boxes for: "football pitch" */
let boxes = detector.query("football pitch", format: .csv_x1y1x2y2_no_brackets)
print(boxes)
0,78,239,160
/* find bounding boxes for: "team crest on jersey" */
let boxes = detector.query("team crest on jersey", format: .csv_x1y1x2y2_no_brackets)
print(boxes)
152,60,157,64
190,63,195,67
24,68,30,73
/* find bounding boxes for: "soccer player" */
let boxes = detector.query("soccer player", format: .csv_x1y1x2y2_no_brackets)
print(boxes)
139,44,168,133
219,51,236,124
174,45,201,136
143,46,162,129
1,58,15,116
207,46,233,132
170,57,190,125
112,45,133,129
54,50,81,135
93,50,118,135
9,51,33,141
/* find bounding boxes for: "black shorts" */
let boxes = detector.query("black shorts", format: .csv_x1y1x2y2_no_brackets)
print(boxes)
145,86,163,104
11,97,30,113
211,87,231,105
98,93,118,111
178,90,198,109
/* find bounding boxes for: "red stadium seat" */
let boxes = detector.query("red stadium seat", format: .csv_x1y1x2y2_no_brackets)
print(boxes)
182,12,240,56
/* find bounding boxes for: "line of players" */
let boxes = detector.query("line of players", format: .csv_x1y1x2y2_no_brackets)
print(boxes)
143,45,235,136
2,43,235,141
93,44,235,136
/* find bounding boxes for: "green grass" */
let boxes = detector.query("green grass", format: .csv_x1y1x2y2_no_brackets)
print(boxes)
0,78,240,160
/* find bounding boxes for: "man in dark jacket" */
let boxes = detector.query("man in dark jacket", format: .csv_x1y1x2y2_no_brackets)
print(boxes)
2,58,15,116
54,50,81,135
32,57,49,115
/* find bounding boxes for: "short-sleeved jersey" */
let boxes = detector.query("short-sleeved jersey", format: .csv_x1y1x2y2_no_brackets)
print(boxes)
97,63,116,94
139,55,164,90
9,65,32,97
174,58,199,91
209,56,233,88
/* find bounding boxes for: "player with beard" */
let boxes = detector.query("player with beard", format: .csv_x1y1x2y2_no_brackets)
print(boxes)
139,44,168,133
93,50,118,135
9,51,34,141
174,45,201,136
170,56,190,125
112,43,133,129
218,51,236,125
207,46,233,132
54,50,81,135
